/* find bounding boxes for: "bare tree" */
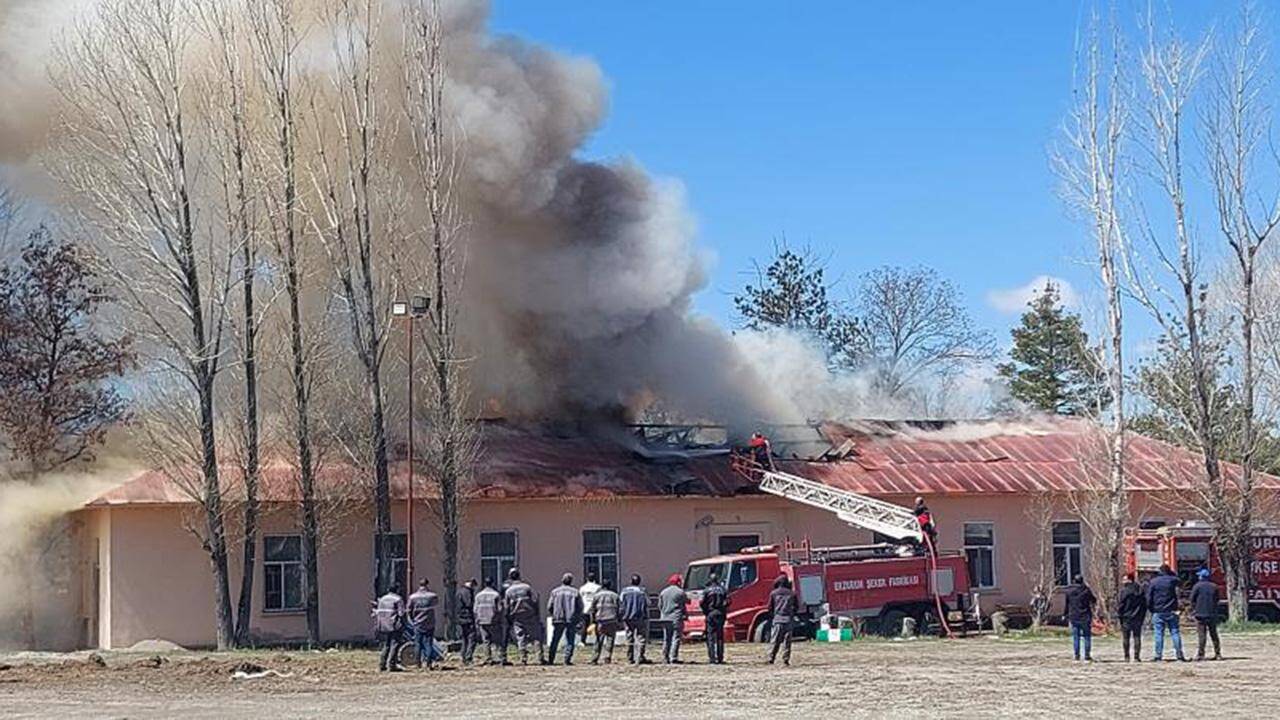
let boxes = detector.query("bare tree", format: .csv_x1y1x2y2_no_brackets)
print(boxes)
403,0,479,636
853,265,995,402
195,0,268,647
1017,490,1057,630
1204,4,1279,623
246,0,326,644
50,0,239,648
1052,11,1129,618
312,0,399,597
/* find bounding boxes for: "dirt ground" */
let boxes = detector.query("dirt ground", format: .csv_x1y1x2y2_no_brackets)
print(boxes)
1,631,1277,719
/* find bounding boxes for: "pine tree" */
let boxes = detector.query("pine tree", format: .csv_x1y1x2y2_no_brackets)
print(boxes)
996,281,1109,415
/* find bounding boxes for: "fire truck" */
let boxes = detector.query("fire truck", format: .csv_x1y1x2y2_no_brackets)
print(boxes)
683,464,975,640
1124,525,1280,622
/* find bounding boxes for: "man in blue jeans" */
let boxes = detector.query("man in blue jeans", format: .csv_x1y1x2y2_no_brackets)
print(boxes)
406,578,440,669
1146,564,1187,662
1063,574,1096,661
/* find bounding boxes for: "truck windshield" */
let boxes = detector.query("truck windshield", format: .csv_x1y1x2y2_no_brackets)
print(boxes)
685,562,728,591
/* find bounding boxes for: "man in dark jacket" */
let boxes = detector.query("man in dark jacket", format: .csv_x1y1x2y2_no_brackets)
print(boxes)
1117,572,1147,662
914,497,938,552
504,568,546,665
591,579,623,664
373,584,406,672
547,573,584,665
406,578,440,669
658,574,688,664
1189,568,1222,661
619,574,651,664
766,575,799,666
700,571,730,664
1146,564,1187,661
1063,574,1096,661
456,578,478,665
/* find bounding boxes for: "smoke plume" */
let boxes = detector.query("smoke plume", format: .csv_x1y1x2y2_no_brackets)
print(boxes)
0,0,918,429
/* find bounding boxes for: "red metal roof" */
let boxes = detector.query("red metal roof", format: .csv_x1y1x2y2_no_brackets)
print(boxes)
85,418,1279,507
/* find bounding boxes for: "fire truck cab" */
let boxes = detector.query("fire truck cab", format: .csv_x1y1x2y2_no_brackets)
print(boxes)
682,540,972,641
1124,525,1280,623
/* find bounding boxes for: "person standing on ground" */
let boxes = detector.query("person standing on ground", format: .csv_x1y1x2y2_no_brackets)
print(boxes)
578,572,601,645
373,584,406,672
504,568,547,665
1117,572,1147,662
456,578,479,666
406,578,440,669
1147,564,1187,662
620,574,652,665
658,574,687,664
590,579,622,665
767,575,798,666
1063,574,1096,662
700,570,729,664
1190,568,1223,661
474,578,510,666
548,573,584,665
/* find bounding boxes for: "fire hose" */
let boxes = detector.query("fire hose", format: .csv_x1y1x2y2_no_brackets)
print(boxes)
922,531,956,639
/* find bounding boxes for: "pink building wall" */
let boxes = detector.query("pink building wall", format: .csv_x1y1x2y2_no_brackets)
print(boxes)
74,492,1175,649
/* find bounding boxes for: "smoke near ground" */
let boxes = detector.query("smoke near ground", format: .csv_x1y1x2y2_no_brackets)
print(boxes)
0,461,137,649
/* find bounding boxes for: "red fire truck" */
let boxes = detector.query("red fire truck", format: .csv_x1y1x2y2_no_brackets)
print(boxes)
1124,525,1280,622
682,540,972,640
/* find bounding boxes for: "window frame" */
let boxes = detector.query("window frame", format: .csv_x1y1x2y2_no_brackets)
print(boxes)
373,532,409,590
263,534,304,613
582,527,620,590
479,529,519,588
962,521,998,590
717,533,762,556
1051,520,1084,589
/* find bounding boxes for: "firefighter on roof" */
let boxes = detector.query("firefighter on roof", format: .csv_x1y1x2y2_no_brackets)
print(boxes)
748,431,776,471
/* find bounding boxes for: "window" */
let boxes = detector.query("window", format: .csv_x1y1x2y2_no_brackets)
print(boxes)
684,562,728,591
1139,519,1168,530
480,531,518,588
1052,521,1083,587
728,559,759,590
264,535,303,612
717,534,761,555
963,522,996,589
374,533,408,589
582,528,619,590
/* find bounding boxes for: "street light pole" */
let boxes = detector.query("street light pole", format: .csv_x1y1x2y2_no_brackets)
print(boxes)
393,295,430,594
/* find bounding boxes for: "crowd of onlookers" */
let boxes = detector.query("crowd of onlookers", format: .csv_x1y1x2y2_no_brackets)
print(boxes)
371,567,802,671
1062,564,1224,662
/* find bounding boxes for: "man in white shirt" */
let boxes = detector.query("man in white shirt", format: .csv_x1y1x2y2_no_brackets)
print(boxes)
578,572,602,644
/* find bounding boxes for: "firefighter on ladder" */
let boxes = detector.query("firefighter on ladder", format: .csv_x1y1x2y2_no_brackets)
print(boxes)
914,496,938,555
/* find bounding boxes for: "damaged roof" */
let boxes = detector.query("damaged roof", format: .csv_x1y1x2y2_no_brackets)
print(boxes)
85,417,1280,507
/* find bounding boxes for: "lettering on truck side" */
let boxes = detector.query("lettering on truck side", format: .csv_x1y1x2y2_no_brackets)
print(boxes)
832,575,920,592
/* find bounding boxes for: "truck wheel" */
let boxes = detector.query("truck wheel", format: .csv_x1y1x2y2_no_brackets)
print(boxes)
1248,605,1280,623
753,619,772,643
880,609,908,638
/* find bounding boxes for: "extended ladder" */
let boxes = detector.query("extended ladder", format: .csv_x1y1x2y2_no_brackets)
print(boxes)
757,469,923,542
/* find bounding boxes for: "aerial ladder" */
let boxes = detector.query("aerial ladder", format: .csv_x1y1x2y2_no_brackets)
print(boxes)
731,450,956,635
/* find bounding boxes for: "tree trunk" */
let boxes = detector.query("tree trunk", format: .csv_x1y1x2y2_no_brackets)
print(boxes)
234,241,260,646
200,374,236,650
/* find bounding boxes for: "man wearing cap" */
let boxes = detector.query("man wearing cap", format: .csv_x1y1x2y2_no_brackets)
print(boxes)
1189,567,1223,661
1147,564,1187,662
658,573,688,664
547,573,584,665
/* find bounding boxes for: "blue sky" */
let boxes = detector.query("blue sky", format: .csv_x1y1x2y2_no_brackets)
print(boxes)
488,1,1222,346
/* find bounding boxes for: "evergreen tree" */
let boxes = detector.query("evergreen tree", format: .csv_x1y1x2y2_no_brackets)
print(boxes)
996,282,1109,415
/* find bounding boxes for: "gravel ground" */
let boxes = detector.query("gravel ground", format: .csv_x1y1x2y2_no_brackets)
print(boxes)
1,631,1277,719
